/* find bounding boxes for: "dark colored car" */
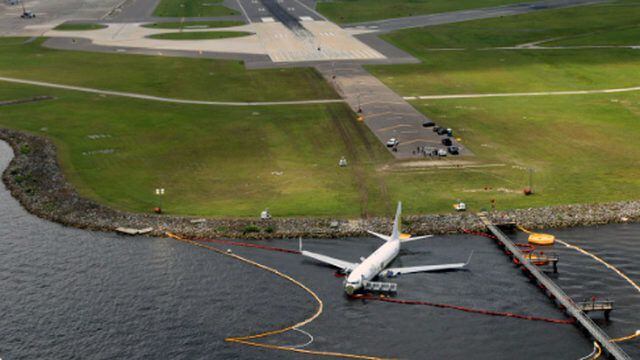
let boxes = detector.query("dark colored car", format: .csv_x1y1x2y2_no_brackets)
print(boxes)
432,126,441,133
448,146,460,155
437,127,448,135
441,138,453,146
422,121,436,128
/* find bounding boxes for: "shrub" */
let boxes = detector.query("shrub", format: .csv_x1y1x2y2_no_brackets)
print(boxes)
243,225,260,233
19,144,30,154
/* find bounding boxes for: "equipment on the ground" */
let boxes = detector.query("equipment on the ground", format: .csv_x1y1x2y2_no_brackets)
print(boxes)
453,201,466,212
19,0,35,18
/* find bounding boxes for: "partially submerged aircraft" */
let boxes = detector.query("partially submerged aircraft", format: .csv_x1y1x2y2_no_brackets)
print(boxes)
300,202,471,294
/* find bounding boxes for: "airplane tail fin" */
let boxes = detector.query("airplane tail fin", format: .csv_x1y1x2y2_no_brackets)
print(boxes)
391,201,402,241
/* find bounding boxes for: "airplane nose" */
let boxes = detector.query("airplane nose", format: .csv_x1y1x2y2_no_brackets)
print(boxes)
345,285,355,295
345,283,361,295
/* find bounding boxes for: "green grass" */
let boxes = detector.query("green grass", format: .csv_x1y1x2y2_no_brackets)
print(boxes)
3,81,640,217
379,0,640,49
53,23,107,31
3,0,640,217
153,0,238,17
0,38,337,102
353,0,640,214
316,0,527,24
405,93,640,210
0,83,390,217
369,49,640,97
142,20,244,29
147,31,251,40
369,1,640,97
544,25,640,47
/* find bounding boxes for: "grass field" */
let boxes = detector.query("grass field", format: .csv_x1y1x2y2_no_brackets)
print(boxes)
316,0,526,24
147,31,251,40
0,83,391,217
369,1,640,97
2,80,640,217
359,0,640,214
53,23,107,31
408,93,640,209
0,38,337,102
379,1,640,50
153,0,238,17
544,25,640,47
2,1,640,218
142,21,244,29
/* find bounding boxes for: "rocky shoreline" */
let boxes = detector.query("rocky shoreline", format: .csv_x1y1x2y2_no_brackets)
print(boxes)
1,128,638,240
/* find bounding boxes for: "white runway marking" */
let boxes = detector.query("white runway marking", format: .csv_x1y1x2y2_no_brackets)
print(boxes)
235,0,253,24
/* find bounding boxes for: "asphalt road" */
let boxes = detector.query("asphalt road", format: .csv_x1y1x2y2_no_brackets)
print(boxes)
316,64,471,159
344,0,608,33
236,0,322,23
0,0,123,36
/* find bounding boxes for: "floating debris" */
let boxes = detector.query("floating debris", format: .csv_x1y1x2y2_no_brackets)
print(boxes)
116,227,153,235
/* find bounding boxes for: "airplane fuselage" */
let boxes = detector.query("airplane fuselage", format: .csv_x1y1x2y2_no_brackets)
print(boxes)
344,239,400,294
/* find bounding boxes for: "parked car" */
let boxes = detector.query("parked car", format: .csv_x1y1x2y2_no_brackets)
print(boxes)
437,127,448,135
446,128,453,137
441,138,453,146
448,146,460,155
432,126,441,133
438,149,448,157
386,138,399,147
21,11,36,18
422,121,435,128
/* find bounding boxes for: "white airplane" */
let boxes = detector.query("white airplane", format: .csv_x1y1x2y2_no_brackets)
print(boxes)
300,202,471,295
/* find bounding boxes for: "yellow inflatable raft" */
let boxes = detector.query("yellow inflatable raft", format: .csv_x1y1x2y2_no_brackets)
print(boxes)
528,233,555,246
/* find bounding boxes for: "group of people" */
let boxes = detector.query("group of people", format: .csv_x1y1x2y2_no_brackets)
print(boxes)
412,146,437,157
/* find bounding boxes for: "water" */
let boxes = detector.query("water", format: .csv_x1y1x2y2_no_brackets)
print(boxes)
516,225,640,357
0,139,637,359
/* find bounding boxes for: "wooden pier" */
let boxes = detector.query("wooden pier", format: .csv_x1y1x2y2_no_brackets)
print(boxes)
478,213,630,360
578,299,614,320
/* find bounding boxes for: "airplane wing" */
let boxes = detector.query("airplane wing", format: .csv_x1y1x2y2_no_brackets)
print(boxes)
367,230,392,242
400,235,433,243
383,262,466,276
382,252,473,276
301,250,358,272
